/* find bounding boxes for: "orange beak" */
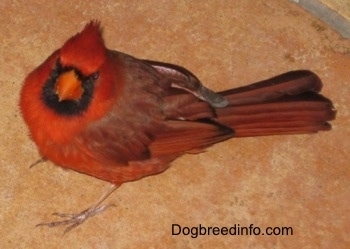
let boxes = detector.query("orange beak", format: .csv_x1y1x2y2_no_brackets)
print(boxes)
55,70,84,101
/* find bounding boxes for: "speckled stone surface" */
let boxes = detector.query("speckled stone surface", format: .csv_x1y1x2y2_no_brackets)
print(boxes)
321,0,350,19
1,0,349,248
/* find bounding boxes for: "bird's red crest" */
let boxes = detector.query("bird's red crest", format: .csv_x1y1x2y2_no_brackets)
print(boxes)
60,20,106,75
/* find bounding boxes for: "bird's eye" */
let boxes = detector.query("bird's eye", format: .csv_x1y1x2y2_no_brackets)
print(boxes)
91,72,100,80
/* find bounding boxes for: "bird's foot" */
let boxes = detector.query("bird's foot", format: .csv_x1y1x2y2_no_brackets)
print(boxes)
36,204,115,234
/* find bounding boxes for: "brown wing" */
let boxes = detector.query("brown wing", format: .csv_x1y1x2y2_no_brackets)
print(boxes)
150,120,233,157
80,54,229,165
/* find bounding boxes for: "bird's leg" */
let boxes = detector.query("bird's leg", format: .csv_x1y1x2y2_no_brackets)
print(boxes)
36,184,119,234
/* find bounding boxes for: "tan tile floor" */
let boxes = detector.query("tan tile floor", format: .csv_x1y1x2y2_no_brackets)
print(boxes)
321,0,350,19
1,0,349,248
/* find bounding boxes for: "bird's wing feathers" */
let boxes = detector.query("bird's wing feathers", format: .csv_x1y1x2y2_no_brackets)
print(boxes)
82,55,231,164
144,60,228,107
143,60,234,157
149,120,233,157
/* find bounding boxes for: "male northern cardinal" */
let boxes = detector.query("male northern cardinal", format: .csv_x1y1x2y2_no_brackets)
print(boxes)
20,21,336,233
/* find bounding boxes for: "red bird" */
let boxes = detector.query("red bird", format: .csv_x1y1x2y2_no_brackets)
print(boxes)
20,21,336,233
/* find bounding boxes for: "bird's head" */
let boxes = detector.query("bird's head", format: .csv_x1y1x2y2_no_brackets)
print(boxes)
42,21,107,115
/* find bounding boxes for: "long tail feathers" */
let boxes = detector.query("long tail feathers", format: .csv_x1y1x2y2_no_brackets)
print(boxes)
215,70,336,137
152,70,335,157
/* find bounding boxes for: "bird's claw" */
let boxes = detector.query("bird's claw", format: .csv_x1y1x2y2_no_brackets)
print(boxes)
36,204,116,234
